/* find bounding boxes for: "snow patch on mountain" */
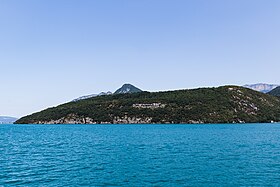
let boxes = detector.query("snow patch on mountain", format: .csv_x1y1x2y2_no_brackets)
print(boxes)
73,91,112,102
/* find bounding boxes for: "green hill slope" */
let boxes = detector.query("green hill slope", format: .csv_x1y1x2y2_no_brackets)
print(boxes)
268,86,280,97
15,86,280,124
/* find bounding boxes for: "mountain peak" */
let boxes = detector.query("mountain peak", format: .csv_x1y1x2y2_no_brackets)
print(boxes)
114,84,142,94
72,84,143,102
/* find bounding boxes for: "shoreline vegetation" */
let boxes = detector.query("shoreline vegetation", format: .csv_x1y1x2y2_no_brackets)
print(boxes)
15,85,280,124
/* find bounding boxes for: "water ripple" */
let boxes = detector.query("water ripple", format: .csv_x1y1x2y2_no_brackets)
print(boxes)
1,124,280,186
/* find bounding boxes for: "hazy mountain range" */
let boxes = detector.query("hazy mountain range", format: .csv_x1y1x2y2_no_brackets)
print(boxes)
243,83,279,93
73,91,113,102
0,116,18,124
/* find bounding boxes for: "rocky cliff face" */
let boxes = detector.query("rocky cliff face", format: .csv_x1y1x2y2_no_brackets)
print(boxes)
32,114,153,124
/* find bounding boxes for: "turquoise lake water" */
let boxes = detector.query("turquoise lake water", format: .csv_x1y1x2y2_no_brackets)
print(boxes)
1,124,280,186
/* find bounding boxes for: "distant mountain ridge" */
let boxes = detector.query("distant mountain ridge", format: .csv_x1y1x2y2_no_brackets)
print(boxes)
243,83,279,93
0,116,18,124
268,86,280,97
73,84,142,102
73,91,112,102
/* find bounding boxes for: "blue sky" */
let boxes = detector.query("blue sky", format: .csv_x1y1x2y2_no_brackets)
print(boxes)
1,0,280,117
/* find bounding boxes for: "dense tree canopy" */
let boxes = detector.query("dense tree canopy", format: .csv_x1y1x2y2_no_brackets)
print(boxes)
16,86,280,124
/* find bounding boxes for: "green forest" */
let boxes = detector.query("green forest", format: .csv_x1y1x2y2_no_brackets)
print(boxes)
16,86,280,124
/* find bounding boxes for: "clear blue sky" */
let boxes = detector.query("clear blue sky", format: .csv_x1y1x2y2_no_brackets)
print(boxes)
1,0,280,117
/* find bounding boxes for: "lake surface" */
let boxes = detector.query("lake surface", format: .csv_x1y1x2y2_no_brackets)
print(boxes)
1,124,280,186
